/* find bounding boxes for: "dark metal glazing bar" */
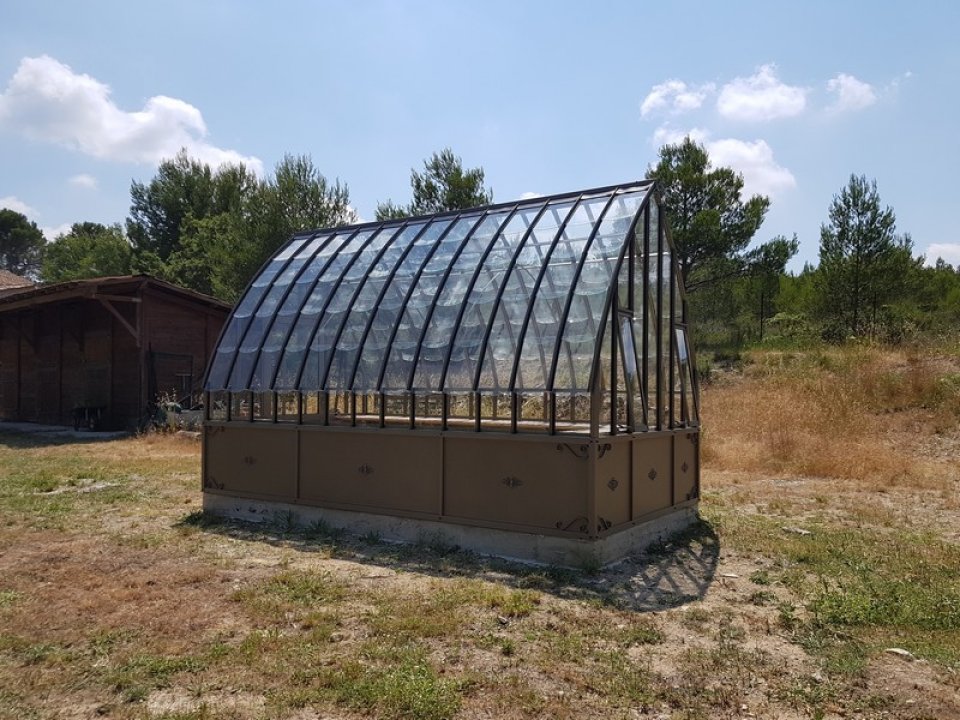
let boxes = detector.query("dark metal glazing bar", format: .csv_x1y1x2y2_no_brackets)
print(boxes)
610,304,618,436
655,202,663,430
668,223,676,429
641,206,650,428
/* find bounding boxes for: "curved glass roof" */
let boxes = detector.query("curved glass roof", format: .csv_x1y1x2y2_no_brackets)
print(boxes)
205,181,654,395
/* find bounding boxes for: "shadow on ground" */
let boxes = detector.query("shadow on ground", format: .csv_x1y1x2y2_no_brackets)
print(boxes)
0,423,131,448
177,510,720,612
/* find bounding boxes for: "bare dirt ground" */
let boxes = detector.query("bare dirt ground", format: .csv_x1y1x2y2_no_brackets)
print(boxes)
1,346,958,719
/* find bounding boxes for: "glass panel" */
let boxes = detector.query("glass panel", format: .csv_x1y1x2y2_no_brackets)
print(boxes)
208,391,228,421
554,391,591,434
414,392,444,429
597,313,613,433
661,241,672,428
325,223,426,390
683,333,698,424
276,391,299,422
518,392,549,433
205,250,300,389
229,236,326,390
273,230,372,390
383,391,411,427
231,391,251,421
356,392,381,428
478,391,511,431
324,223,424,389
554,190,646,394
673,328,687,425
477,201,574,391
446,391,475,430
253,391,275,421
620,314,642,430
301,391,324,424
328,391,351,426
247,234,335,391
618,249,631,311
515,197,607,390
416,211,508,390
352,219,456,391
442,208,540,391
297,226,400,390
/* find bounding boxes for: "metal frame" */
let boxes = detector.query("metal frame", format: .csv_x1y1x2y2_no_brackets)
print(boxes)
215,231,321,390
204,181,698,437
343,218,460,391
235,232,341,392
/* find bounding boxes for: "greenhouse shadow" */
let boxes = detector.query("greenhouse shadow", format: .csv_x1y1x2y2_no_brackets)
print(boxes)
178,510,719,612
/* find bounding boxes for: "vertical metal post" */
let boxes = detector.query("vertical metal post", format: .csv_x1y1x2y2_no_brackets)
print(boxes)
655,205,663,431
610,305,618,436
640,209,650,429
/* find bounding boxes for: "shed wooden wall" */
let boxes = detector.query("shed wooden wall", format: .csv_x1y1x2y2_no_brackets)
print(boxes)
0,290,226,429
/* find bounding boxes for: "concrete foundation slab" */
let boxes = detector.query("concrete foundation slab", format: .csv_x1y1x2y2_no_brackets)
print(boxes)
202,492,698,569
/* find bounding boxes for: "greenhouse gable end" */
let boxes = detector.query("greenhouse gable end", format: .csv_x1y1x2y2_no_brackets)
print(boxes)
201,180,700,566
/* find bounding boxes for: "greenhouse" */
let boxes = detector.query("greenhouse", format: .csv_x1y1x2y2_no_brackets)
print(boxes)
202,180,700,565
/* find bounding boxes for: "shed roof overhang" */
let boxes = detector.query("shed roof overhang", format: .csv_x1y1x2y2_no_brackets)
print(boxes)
0,275,231,315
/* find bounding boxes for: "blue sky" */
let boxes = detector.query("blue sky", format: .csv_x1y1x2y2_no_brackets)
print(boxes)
1,1,958,271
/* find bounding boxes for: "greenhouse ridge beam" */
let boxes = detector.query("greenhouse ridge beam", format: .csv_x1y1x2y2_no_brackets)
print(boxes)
287,180,652,242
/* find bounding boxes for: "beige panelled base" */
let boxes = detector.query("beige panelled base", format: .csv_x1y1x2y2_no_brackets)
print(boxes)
202,492,698,569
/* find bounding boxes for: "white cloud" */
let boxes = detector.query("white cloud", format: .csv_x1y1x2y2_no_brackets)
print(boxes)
40,223,71,242
650,126,796,198
0,55,262,173
0,196,71,240
519,191,542,200
924,243,960,267
640,80,715,118
826,73,876,113
0,195,37,216
708,137,796,198
717,64,807,122
652,125,709,146
68,173,97,189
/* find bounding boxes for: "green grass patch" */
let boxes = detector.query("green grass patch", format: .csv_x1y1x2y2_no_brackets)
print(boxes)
482,586,541,618
106,644,229,703
295,645,461,720
233,570,346,622
712,509,960,666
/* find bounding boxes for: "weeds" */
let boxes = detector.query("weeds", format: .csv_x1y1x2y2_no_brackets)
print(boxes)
307,645,461,720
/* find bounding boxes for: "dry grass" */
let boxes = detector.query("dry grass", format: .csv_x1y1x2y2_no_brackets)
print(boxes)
1,344,959,719
702,344,960,491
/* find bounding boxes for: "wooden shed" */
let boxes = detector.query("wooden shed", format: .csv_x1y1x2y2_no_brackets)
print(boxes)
0,275,229,430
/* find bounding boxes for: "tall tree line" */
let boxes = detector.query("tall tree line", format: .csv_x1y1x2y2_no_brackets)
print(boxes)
1,142,957,345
